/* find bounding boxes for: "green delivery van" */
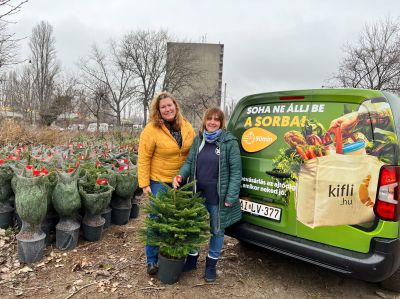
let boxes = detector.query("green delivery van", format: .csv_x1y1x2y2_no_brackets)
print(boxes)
225,88,400,290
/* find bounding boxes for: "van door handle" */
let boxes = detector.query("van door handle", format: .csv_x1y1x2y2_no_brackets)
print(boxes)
265,170,291,179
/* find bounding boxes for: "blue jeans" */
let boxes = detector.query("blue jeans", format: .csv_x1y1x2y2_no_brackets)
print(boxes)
191,203,225,258
206,203,225,259
145,180,169,265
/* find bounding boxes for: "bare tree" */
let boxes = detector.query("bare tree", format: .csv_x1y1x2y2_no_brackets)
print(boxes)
29,21,59,124
181,88,219,128
121,30,200,126
18,64,35,121
0,65,34,122
78,83,108,130
328,17,400,93
120,30,167,126
51,74,78,127
0,0,28,70
79,42,136,127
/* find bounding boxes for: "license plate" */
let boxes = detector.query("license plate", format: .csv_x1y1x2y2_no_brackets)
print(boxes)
240,199,282,221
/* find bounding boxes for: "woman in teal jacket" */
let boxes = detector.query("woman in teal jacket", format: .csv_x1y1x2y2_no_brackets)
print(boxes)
173,107,242,282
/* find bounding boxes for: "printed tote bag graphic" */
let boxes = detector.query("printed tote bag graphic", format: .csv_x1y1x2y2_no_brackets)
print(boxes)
296,154,383,228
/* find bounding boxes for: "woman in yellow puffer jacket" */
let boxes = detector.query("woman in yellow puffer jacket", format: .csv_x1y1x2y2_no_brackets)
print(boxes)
138,91,195,275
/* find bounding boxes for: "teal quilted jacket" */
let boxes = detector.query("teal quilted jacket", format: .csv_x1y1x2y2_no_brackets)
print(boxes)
179,129,242,229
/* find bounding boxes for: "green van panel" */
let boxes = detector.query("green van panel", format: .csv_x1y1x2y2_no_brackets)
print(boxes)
228,89,400,253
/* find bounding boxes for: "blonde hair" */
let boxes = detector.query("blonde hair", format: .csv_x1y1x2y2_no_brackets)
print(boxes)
200,107,225,134
149,91,183,129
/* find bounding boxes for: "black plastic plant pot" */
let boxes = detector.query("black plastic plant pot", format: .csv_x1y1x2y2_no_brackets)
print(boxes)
0,207,14,229
45,210,60,233
41,219,53,246
14,212,22,230
16,231,46,264
82,218,105,242
111,206,130,225
101,206,112,230
55,219,80,250
130,203,139,219
157,253,185,284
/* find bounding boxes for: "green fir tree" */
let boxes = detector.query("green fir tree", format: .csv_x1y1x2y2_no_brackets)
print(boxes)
140,181,210,259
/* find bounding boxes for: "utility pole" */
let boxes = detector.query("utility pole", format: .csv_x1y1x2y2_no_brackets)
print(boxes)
223,82,227,113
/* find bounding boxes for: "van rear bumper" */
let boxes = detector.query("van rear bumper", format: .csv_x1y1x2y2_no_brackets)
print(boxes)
225,221,400,282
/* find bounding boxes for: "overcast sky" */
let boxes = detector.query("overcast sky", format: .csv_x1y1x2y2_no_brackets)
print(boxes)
9,0,400,103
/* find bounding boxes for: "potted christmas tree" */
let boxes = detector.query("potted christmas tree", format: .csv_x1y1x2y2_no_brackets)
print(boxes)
79,163,114,241
0,158,14,229
111,159,137,225
140,181,209,284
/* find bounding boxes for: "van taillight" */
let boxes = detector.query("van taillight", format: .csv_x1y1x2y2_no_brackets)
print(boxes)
374,166,399,221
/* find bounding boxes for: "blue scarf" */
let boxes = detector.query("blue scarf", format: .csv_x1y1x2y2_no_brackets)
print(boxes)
203,129,222,143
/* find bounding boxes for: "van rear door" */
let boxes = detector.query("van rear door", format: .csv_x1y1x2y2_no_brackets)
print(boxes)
295,94,398,253
229,90,399,253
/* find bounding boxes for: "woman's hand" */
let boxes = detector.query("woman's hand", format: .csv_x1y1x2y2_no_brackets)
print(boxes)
328,112,359,136
142,186,151,195
172,175,182,189
224,202,232,207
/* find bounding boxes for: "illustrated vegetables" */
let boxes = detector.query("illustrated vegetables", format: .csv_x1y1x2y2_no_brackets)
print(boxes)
283,131,307,147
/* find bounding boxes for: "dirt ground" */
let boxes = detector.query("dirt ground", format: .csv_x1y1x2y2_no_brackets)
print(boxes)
1,200,400,299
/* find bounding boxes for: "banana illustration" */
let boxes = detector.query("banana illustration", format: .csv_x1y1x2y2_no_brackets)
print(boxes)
359,174,374,207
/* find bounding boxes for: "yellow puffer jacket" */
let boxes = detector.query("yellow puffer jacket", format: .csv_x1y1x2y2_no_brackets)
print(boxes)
138,119,195,188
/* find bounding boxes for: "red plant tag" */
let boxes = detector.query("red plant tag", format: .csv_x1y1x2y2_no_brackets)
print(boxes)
96,178,108,185
6,155,20,160
118,165,128,171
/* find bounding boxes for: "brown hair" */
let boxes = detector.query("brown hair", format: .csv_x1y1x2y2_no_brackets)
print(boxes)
200,107,225,134
149,91,183,129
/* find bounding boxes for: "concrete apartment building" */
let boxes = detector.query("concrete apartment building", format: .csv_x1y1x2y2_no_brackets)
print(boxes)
166,42,224,128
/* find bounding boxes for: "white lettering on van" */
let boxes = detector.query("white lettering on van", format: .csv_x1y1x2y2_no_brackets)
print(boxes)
286,103,309,113
247,106,271,114
272,105,285,113
255,136,273,142
241,176,297,197
311,104,325,112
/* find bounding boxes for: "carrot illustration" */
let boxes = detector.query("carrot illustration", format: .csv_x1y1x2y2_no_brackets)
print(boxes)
295,146,308,160
306,148,316,159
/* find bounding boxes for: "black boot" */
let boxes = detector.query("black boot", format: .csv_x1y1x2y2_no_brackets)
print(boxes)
204,256,218,282
147,263,158,275
182,253,199,272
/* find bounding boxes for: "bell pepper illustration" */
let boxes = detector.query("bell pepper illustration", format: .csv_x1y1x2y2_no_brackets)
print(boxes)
358,175,374,207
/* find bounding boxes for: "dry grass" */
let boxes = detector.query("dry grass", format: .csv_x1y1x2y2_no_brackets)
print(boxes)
0,119,139,147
